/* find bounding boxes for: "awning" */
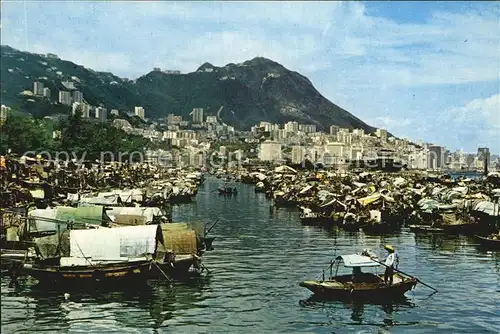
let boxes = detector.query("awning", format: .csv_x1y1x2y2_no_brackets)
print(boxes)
106,207,162,223
357,193,381,206
473,201,499,216
274,165,297,174
70,225,161,260
338,254,379,267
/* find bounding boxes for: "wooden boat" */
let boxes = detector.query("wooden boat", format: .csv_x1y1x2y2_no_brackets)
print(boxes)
441,222,479,235
218,186,234,195
361,222,401,234
300,254,417,300
22,259,151,286
474,235,500,249
408,224,445,233
300,212,323,226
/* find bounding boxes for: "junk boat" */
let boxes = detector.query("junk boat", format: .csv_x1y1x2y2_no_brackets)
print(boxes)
21,225,161,286
22,259,151,286
300,254,417,300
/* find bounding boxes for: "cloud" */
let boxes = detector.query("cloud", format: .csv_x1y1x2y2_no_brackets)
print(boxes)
431,94,500,151
372,116,412,130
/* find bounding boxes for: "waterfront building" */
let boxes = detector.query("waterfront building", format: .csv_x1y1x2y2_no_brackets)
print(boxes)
477,147,490,171
291,146,305,164
259,141,282,161
427,145,446,169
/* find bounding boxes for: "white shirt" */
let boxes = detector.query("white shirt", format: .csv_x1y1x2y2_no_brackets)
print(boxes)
385,252,399,267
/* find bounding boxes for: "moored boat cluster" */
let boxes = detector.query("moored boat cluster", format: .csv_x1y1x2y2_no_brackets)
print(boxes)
1,155,213,287
236,166,500,236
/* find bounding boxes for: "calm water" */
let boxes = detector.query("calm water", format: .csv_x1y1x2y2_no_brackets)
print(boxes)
2,178,499,333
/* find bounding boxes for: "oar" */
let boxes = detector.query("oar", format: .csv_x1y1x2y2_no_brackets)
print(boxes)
152,261,173,283
370,257,438,292
205,219,220,235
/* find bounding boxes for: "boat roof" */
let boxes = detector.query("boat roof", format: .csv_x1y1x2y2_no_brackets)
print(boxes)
336,254,379,268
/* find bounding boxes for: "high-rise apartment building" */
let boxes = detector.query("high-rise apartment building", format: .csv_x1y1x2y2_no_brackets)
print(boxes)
192,108,204,123
34,81,44,96
134,106,145,119
58,91,72,106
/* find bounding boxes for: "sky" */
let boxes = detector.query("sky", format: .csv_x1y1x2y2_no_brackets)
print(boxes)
1,1,499,154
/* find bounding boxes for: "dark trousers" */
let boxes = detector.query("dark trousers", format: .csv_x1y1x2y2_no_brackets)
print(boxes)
384,266,394,284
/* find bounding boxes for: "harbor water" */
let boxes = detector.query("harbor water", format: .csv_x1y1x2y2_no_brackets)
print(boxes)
1,178,499,333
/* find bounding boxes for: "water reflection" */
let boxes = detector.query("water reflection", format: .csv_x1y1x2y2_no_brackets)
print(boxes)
299,295,417,329
414,232,464,252
1,276,212,332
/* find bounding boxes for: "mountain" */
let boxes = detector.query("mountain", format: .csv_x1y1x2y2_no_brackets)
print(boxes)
0,45,374,132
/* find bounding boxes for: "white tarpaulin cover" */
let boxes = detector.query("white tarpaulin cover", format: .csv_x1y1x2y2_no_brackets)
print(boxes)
274,165,297,174
106,207,162,223
97,189,143,202
70,225,159,260
80,194,120,205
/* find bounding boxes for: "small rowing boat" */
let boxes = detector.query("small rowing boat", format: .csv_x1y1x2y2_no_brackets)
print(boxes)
300,254,417,300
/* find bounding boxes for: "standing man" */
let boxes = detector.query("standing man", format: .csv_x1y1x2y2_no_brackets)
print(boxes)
384,245,399,285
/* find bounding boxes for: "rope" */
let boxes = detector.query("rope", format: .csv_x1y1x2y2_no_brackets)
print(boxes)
72,237,95,268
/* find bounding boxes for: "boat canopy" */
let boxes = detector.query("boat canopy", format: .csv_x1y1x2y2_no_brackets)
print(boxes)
250,172,267,181
106,207,162,224
337,254,379,268
274,165,297,174
28,206,109,234
473,201,499,216
299,185,314,194
69,225,162,260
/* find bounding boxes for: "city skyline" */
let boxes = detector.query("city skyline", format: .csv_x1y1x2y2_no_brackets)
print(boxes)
1,1,499,153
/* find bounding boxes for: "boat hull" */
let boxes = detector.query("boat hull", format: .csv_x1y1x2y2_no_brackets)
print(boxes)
409,224,444,233
475,235,500,250
300,277,417,300
23,260,151,286
300,216,332,227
